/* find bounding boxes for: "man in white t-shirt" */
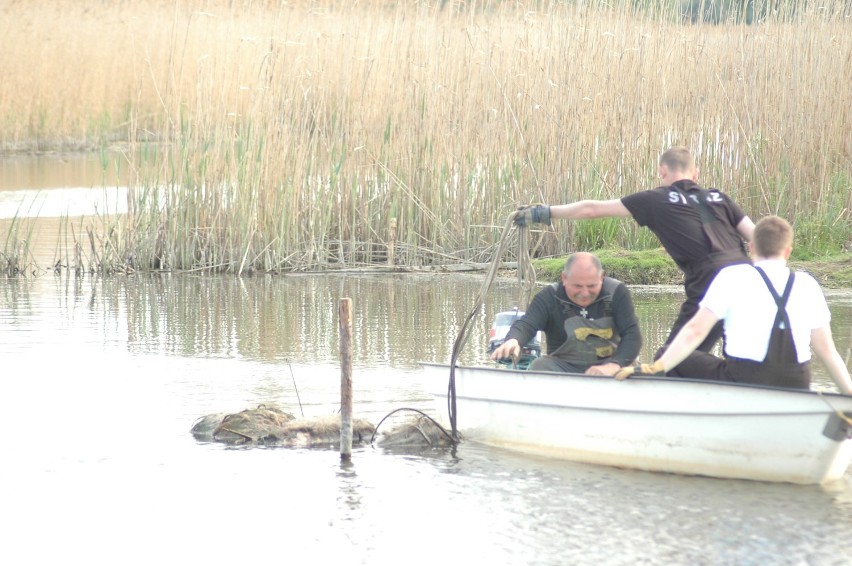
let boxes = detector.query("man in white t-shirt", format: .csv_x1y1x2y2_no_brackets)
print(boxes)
614,215,852,394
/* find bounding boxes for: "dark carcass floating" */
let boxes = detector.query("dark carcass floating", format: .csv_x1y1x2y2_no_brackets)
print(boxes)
191,404,454,450
191,405,375,448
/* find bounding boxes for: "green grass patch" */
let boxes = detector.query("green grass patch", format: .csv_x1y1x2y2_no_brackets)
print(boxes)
790,253,852,289
533,249,852,289
533,248,681,286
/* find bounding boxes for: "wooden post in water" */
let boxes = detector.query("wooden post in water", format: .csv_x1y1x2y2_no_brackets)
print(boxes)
339,298,353,461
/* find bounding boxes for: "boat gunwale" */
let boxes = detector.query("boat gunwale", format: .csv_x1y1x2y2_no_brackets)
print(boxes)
420,361,852,403
445,393,845,419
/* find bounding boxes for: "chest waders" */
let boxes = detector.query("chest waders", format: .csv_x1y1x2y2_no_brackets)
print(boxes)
725,267,810,389
547,280,620,368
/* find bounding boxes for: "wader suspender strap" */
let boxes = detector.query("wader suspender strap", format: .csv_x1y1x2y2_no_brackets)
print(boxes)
674,186,742,257
674,186,718,225
753,266,795,330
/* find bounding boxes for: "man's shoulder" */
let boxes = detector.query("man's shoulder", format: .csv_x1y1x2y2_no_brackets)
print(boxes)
626,184,735,201
623,187,667,201
536,281,563,299
620,189,667,218
602,276,630,297
717,262,754,278
706,263,754,292
704,187,737,203
792,269,823,291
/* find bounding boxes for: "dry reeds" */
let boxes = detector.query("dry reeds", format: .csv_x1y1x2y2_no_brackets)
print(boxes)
1,1,849,272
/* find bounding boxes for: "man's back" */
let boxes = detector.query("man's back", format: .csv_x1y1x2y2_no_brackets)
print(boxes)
521,146,755,353
621,179,748,271
700,261,829,364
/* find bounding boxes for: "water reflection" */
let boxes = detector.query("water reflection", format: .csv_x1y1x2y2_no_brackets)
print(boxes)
1,273,851,566
0,186,127,219
0,152,849,384
0,151,128,191
3,155,852,566
0,152,129,270
0,273,849,389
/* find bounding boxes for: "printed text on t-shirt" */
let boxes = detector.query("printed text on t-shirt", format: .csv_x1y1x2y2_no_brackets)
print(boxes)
668,190,723,204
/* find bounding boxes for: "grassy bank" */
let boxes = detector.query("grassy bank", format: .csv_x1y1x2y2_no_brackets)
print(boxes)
532,249,852,289
1,1,850,274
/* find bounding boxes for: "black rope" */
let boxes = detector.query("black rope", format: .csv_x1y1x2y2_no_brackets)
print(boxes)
370,407,456,445
446,212,537,440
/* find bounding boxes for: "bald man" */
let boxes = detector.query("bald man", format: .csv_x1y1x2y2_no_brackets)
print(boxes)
491,252,641,376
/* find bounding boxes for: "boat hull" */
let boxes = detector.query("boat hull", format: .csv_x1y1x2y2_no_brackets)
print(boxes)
421,363,852,484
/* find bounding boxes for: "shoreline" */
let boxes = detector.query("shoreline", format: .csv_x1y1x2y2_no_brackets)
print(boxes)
532,250,852,290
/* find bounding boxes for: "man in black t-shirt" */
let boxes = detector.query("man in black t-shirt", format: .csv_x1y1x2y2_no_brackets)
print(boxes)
516,146,755,355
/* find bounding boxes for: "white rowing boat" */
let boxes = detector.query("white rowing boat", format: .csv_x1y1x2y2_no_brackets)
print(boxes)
420,362,852,484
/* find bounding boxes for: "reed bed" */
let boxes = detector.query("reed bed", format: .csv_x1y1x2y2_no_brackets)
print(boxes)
1,0,849,273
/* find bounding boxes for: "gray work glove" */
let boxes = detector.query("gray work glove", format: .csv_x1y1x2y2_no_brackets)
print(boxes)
514,205,551,227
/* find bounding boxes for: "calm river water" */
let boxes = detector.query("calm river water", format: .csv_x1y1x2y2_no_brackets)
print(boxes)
1,153,852,565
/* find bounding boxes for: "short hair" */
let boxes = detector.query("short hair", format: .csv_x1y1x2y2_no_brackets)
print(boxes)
563,252,603,276
753,215,793,257
659,146,695,174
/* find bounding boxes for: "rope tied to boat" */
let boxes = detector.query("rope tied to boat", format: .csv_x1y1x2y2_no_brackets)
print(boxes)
816,389,852,427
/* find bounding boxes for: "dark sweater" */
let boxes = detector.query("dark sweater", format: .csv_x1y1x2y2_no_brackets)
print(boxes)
504,277,642,367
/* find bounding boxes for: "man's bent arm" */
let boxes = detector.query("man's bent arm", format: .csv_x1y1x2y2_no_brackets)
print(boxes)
657,307,719,371
504,291,550,348
549,199,632,220
810,325,852,395
610,285,642,366
736,216,755,242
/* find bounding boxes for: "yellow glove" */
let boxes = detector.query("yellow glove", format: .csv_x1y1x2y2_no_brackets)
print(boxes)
614,360,666,381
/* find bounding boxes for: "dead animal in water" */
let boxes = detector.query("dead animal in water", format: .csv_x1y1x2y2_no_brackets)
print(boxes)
190,405,375,448
189,412,230,442
276,414,376,448
211,404,296,444
190,404,295,443
373,410,456,450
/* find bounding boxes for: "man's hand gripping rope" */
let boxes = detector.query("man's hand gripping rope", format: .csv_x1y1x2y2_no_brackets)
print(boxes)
513,205,551,227
614,360,666,381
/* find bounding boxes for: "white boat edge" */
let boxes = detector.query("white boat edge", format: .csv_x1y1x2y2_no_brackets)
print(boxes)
419,362,852,485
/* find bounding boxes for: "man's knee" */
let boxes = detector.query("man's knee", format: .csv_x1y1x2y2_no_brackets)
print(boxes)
529,356,584,373
529,357,561,372
669,351,728,380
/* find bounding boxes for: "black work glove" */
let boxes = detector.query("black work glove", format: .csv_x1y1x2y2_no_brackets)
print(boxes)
514,205,551,227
